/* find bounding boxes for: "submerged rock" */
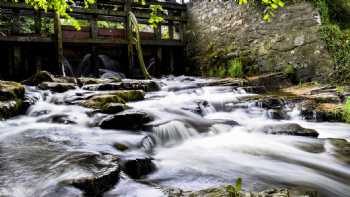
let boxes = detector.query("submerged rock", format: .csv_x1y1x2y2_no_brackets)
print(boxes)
22,71,55,86
257,123,319,137
120,157,156,179
327,138,350,164
99,110,153,130
38,82,76,93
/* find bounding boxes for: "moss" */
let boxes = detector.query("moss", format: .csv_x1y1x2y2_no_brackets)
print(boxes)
22,71,54,86
81,90,144,110
113,143,129,151
0,81,25,101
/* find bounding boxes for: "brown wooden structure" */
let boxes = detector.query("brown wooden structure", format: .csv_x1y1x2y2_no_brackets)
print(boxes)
0,0,187,79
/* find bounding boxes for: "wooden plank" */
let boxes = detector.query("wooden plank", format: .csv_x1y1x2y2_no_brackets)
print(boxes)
0,36,52,43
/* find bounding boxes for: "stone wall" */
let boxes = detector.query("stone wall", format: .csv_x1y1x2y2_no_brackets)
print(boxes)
185,0,333,81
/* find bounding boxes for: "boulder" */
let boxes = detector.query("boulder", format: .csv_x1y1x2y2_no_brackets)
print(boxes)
62,153,120,197
0,80,25,101
38,82,76,93
83,80,160,92
257,123,319,137
120,157,156,179
99,110,153,130
267,109,289,120
99,103,128,114
256,96,285,109
248,73,292,90
80,90,144,110
22,71,54,86
0,80,25,119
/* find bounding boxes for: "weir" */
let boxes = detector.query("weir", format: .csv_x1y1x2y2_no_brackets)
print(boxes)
0,0,188,80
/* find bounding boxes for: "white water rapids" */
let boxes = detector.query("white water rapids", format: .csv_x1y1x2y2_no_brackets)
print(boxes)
0,76,349,197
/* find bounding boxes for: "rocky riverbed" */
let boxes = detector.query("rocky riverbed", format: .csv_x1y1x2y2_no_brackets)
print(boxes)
0,72,349,197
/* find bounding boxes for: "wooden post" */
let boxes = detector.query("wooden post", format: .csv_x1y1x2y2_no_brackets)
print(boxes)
168,21,174,40
90,14,98,74
11,10,20,35
34,11,41,34
125,0,133,76
54,12,64,73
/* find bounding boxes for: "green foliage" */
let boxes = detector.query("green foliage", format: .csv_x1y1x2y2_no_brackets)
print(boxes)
313,0,350,85
225,177,243,197
148,4,165,29
11,0,95,30
344,97,350,123
236,0,285,22
227,59,243,78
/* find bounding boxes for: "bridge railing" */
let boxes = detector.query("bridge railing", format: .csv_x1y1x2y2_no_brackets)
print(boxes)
0,0,187,45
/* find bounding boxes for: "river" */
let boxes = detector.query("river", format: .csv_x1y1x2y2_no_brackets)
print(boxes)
0,76,349,197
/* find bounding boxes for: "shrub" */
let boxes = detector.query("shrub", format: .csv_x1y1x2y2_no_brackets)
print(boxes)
227,59,243,78
344,97,350,123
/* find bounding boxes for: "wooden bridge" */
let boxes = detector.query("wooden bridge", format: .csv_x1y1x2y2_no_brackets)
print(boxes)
0,0,188,79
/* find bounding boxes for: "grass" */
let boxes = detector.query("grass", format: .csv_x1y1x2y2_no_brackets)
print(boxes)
227,59,243,78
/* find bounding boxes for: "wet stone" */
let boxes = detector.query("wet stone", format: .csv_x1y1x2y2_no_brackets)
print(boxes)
22,70,55,86
120,157,156,179
258,123,319,137
62,153,120,197
99,110,153,130
38,82,76,93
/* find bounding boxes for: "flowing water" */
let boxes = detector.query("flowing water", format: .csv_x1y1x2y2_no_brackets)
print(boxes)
0,76,349,197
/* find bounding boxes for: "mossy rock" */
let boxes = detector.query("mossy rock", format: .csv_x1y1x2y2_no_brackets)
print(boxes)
38,82,76,93
0,80,25,101
80,90,144,110
22,71,54,86
0,99,24,119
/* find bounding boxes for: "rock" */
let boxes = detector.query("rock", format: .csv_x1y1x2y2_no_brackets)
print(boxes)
62,153,120,197
0,100,24,119
199,78,247,87
0,81,25,119
38,82,76,93
83,80,160,92
80,90,144,110
300,101,345,122
22,71,54,86
327,138,350,164
0,80,25,101
78,77,112,85
100,103,128,114
182,186,318,197
256,96,285,109
120,157,156,179
99,110,153,130
258,123,319,137
37,114,77,124
267,109,289,120
113,143,129,151
248,73,292,90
